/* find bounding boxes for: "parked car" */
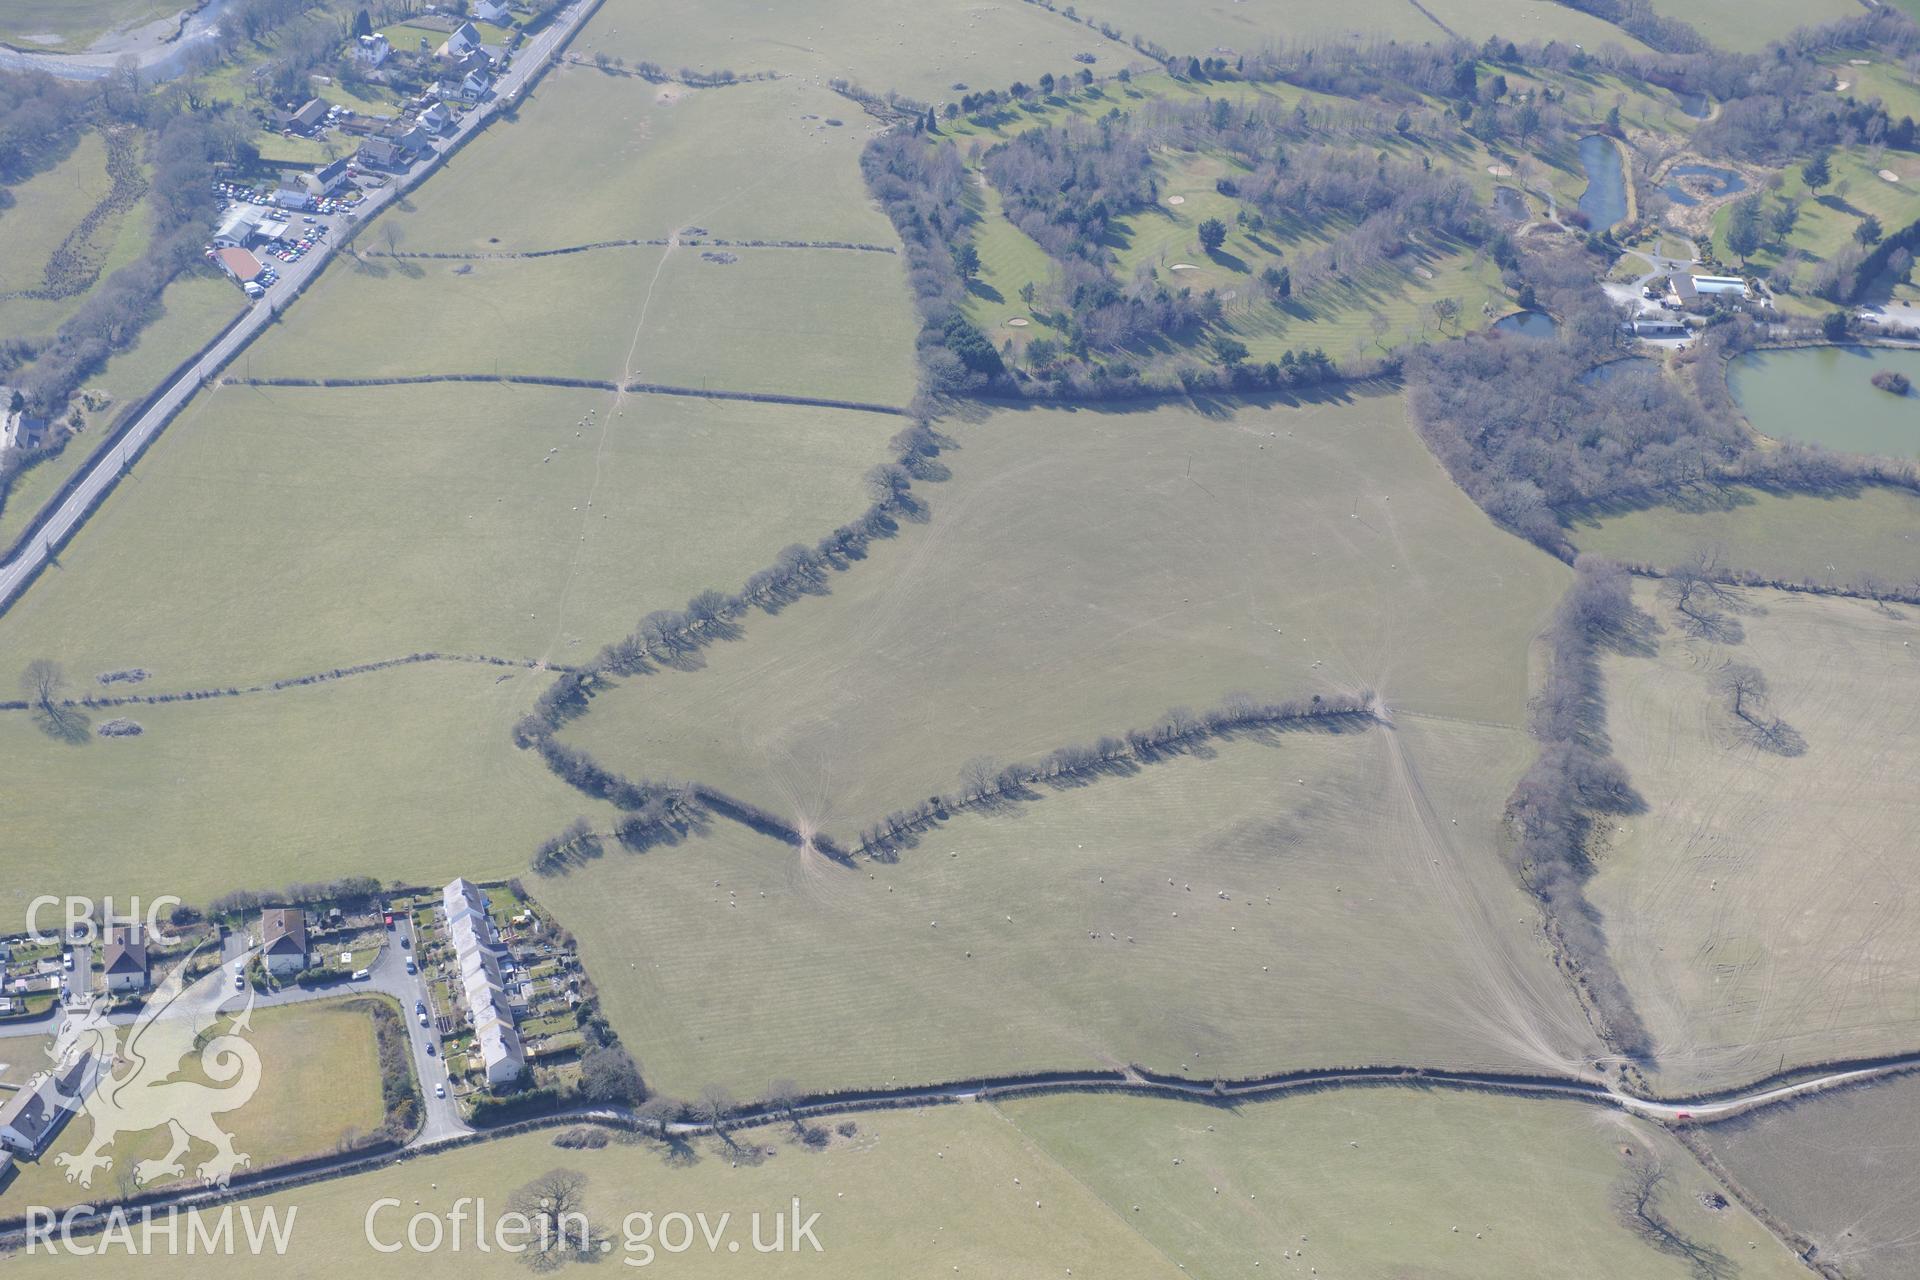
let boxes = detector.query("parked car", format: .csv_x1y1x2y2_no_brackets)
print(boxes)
234,971,246,990
434,1082,446,1098
405,959,417,974
352,968,370,981
418,1011,429,1027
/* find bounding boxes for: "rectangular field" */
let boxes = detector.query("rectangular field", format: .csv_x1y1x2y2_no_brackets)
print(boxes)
1647,0,1859,52
1589,583,1920,1092
563,393,1569,838
575,0,1112,104
1565,483,1920,592
0,382,899,692
392,69,898,251
0,660,614,909
536,715,1595,1099
0,998,388,1210
1699,1073,1920,1280
4,1106,1178,1277
1002,1089,1808,1280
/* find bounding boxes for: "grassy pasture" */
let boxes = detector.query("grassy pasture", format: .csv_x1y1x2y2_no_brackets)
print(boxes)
1700,1073,1920,1280
1647,0,1858,52
575,0,1110,105
1001,1090,1808,1280
0,271,239,556
1421,0,1651,52
0,382,899,692
1063,0,1652,53
5,1106,1177,1277
1589,583,1920,1093
0,128,151,342
0,0,172,51
536,717,1594,1099
0,660,611,910
0,999,387,1210
1565,483,1920,591
564,393,1568,837
394,69,897,251
248,242,918,403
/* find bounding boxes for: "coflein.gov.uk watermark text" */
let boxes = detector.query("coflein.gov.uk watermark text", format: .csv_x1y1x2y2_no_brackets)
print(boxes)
23,1198,825,1266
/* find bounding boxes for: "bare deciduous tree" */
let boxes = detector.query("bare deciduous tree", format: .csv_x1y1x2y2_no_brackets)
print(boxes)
20,659,86,742
507,1167,604,1272
1612,1157,1735,1280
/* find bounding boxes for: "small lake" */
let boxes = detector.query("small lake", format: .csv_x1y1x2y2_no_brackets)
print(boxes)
1491,186,1528,222
1493,310,1557,338
1729,345,1920,457
1661,163,1746,207
1576,135,1627,230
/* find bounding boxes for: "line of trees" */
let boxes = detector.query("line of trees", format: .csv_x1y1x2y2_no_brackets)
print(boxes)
858,691,1371,853
1506,556,1651,1062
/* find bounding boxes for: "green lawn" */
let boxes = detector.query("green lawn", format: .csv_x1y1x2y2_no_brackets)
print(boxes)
0,660,614,909
1713,147,1920,300
0,998,388,1209
0,382,899,693
393,68,897,251
536,715,1593,1100
1565,482,1920,590
564,393,1568,840
0,271,240,557
1001,1090,1809,1280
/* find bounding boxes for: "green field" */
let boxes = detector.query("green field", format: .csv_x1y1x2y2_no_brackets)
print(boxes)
575,0,1113,104
393,69,897,251
564,393,1568,839
0,1088,1809,1278
1565,482,1920,590
0,382,899,694
0,0,173,51
0,661,613,909
1648,0,1859,52
1590,584,1920,1092
0,271,239,557
536,717,1594,1099
0,998,387,1209
0,128,151,342
1711,147,1920,302
1002,1090,1806,1280
250,233,916,402
1700,1073,1920,1280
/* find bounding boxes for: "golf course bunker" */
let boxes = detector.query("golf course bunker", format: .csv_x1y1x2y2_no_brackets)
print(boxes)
1165,194,1185,205
1005,316,1030,327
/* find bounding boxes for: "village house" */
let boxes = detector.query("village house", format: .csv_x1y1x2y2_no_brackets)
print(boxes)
355,137,403,171
437,20,482,61
273,169,315,210
0,1052,97,1157
354,32,390,66
304,156,352,200
475,1018,525,1086
260,908,310,977
102,924,149,994
417,101,452,133
474,0,512,23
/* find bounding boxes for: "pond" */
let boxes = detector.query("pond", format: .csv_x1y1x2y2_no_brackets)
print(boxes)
1577,135,1628,230
1493,310,1557,338
1729,345,1920,457
1661,163,1746,207
1676,92,1711,120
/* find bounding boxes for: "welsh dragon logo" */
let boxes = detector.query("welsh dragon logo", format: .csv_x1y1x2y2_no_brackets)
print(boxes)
49,941,263,1189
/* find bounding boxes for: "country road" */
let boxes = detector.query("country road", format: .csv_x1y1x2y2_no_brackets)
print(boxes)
0,0,596,614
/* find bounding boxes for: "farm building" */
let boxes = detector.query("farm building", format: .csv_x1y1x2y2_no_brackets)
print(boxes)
1631,316,1688,337
1690,275,1748,297
260,908,310,977
0,1052,96,1157
101,924,149,993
